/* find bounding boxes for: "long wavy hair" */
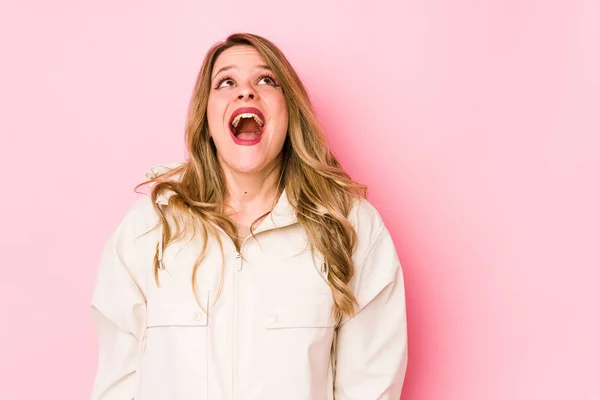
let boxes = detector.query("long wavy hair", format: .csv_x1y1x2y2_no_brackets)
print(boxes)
138,33,367,318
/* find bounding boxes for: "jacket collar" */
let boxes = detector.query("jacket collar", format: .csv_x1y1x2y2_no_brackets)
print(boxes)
256,188,298,231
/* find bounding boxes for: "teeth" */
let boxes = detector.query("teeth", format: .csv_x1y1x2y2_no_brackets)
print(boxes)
231,113,264,128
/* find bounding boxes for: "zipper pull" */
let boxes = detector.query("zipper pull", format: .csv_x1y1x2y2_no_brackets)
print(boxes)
321,262,327,273
236,252,243,271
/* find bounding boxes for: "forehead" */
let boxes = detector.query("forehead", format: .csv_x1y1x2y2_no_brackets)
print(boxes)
212,45,266,72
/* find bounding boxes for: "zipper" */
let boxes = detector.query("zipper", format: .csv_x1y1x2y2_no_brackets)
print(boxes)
205,289,211,399
232,248,242,400
229,218,298,400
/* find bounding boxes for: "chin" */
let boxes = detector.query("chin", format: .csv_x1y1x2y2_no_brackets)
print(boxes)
233,165,262,174
227,158,268,174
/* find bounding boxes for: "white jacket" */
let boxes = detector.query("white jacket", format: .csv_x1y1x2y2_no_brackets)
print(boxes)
90,164,408,400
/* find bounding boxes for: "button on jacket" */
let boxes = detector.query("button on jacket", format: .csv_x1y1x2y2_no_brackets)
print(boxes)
90,164,408,400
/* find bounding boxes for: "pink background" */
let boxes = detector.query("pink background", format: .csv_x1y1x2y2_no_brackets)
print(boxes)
1,1,599,399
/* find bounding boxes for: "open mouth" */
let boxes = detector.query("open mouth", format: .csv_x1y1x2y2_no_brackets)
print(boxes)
229,107,265,142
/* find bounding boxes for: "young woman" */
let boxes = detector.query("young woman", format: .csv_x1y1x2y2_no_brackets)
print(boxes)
91,33,408,400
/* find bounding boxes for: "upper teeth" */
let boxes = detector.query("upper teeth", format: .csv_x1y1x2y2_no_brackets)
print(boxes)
231,113,264,128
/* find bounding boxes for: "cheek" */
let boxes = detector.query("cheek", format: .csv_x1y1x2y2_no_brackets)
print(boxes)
279,109,289,138
270,112,288,151
206,97,225,134
270,95,289,131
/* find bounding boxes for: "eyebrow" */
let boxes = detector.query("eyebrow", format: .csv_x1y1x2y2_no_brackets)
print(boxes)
211,64,272,80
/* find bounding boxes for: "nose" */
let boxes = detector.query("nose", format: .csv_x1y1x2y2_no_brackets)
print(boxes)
236,83,256,100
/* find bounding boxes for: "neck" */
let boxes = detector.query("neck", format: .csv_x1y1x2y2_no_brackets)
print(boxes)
221,158,283,214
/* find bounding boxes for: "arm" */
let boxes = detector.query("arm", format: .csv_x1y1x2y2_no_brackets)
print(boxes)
334,226,408,399
90,204,147,400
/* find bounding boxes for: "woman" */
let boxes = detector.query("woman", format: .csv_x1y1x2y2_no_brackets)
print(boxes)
90,33,408,400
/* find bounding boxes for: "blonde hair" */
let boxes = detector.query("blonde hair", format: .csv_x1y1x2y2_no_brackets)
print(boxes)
139,33,367,318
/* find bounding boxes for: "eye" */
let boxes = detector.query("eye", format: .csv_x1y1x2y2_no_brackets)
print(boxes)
257,75,279,86
215,76,234,89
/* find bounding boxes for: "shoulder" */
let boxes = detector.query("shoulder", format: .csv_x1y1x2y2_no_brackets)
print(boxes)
348,196,387,248
122,194,160,227
108,195,160,259
343,196,402,316
95,194,159,299
106,161,183,256
118,159,188,244
348,196,399,276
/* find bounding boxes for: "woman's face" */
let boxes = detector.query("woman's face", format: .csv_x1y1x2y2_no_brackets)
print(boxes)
207,45,289,174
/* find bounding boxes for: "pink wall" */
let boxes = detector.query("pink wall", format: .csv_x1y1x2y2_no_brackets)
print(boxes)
1,1,598,399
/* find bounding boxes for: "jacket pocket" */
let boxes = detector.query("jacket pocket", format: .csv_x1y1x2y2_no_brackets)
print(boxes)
137,291,209,400
264,292,336,400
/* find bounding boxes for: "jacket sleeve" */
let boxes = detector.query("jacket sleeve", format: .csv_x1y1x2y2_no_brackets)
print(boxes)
90,203,147,400
333,225,408,399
